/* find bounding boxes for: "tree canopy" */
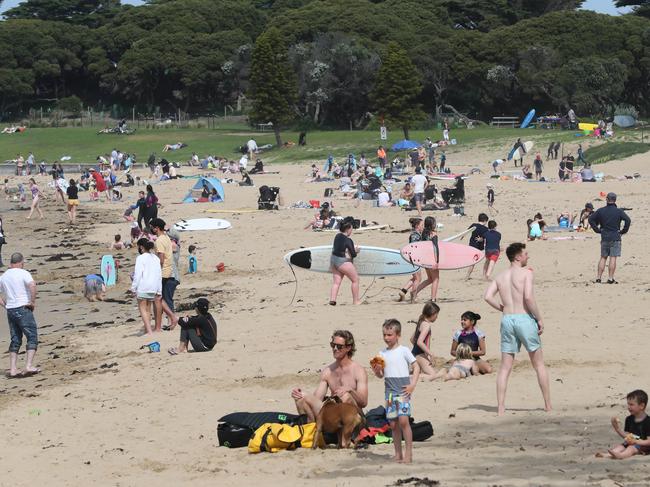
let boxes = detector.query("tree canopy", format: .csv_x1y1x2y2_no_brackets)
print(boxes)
0,0,648,123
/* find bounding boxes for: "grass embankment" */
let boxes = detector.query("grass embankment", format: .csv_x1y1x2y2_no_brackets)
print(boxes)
583,141,650,165
0,124,580,166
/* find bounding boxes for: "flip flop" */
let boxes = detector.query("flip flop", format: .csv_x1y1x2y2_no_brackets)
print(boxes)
21,368,41,377
607,279,618,284
5,372,23,379
168,348,178,356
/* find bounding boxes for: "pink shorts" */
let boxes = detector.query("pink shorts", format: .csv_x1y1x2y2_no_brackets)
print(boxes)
486,251,500,262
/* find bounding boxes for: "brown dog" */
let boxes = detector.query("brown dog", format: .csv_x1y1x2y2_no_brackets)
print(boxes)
312,396,365,449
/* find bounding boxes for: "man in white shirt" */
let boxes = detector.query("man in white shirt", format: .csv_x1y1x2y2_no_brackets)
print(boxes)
410,167,428,217
239,154,249,170
246,138,258,159
0,253,39,377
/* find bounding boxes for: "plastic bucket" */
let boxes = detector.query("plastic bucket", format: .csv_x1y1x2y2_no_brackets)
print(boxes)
216,262,225,272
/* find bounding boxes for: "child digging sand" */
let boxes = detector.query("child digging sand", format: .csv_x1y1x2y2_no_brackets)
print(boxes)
371,319,420,463
596,389,650,459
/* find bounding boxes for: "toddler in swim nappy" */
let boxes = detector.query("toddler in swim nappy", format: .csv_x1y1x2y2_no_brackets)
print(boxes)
433,344,478,381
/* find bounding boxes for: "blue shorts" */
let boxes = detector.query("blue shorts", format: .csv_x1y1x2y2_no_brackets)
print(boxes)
500,314,541,353
386,393,411,419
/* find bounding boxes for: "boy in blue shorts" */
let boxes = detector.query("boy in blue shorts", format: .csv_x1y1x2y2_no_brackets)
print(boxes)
371,319,420,463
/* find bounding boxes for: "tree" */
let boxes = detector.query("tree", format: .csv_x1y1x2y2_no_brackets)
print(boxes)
4,0,123,27
248,28,297,146
615,0,650,18
370,42,425,140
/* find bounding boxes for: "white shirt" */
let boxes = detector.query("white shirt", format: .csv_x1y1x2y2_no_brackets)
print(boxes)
0,268,34,309
239,155,248,169
411,174,427,194
380,345,416,378
377,192,390,206
131,253,162,294
493,159,504,166
247,139,257,152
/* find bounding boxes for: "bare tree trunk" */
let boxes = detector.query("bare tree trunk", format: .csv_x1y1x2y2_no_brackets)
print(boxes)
273,125,282,147
402,126,410,140
313,101,320,124
442,104,483,127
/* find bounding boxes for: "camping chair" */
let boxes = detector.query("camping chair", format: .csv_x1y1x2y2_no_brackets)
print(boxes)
258,185,280,210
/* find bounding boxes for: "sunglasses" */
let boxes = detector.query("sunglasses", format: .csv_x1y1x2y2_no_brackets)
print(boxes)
330,342,348,351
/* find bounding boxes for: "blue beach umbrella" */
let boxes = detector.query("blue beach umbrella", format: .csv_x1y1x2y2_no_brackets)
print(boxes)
391,139,420,151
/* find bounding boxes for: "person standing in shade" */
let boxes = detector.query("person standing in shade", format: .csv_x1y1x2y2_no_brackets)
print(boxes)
484,243,551,416
0,253,40,377
588,193,631,284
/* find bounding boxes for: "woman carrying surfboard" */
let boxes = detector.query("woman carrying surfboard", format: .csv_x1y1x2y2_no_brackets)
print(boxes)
329,217,361,306
398,218,423,302
410,216,440,303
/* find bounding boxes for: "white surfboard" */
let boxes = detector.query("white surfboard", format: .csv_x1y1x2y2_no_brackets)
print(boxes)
284,245,419,276
173,218,231,231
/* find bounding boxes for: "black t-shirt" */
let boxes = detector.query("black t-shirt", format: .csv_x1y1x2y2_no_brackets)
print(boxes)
332,232,357,260
625,414,650,439
66,185,78,199
468,223,488,250
180,313,217,349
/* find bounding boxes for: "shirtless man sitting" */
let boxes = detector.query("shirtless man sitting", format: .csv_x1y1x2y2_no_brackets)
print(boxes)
291,330,368,422
484,242,551,416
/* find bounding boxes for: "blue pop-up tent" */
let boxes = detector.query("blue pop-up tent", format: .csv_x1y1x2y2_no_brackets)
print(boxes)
182,176,225,203
391,139,420,151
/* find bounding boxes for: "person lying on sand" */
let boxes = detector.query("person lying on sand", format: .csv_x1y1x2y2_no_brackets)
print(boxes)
167,298,217,354
291,330,368,422
429,344,478,381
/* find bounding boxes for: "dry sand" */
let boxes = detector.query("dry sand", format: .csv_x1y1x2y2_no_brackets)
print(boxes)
0,142,648,486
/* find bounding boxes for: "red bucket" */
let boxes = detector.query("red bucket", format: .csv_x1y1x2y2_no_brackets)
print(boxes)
216,262,225,272
309,199,320,208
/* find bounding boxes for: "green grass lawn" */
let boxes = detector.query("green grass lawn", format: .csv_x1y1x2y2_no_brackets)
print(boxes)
0,123,619,167
583,141,650,165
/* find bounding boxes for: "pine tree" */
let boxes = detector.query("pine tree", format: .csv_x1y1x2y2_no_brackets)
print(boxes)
371,42,425,140
248,28,297,147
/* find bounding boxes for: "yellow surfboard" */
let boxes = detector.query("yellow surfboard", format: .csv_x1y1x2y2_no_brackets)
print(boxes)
578,122,597,131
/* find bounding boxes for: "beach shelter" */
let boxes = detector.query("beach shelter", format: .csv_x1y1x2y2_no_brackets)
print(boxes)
182,176,225,203
391,139,420,151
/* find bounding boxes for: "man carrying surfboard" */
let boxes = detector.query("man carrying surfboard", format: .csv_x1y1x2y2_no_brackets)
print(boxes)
483,243,551,416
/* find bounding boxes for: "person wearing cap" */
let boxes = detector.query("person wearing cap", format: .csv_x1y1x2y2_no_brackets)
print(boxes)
579,203,595,230
151,219,178,331
588,193,631,284
167,298,217,354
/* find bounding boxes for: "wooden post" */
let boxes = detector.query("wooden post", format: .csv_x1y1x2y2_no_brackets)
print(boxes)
132,106,135,124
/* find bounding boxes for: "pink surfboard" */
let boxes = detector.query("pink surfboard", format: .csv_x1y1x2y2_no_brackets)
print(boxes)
400,241,484,270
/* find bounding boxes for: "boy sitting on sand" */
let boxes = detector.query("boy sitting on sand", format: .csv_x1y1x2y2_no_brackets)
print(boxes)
596,389,650,459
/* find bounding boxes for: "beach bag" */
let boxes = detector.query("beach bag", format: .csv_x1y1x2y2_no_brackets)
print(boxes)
218,422,254,448
248,422,323,453
410,420,434,442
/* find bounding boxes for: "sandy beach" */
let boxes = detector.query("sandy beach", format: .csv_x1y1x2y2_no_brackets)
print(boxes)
0,143,648,487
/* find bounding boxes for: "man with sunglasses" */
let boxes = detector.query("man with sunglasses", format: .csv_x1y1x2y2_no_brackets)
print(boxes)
291,330,368,421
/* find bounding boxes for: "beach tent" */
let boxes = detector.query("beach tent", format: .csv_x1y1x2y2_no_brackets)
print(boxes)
391,139,420,151
614,115,635,128
182,176,225,203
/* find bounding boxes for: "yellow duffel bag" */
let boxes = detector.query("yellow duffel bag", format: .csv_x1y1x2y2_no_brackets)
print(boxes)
248,422,323,453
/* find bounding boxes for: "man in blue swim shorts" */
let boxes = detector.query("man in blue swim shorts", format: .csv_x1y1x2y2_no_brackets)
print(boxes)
484,242,551,416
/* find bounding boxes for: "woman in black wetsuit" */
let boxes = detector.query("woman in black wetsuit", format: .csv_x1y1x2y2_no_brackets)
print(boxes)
143,184,158,231
329,216,361,305
168,298,217,354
